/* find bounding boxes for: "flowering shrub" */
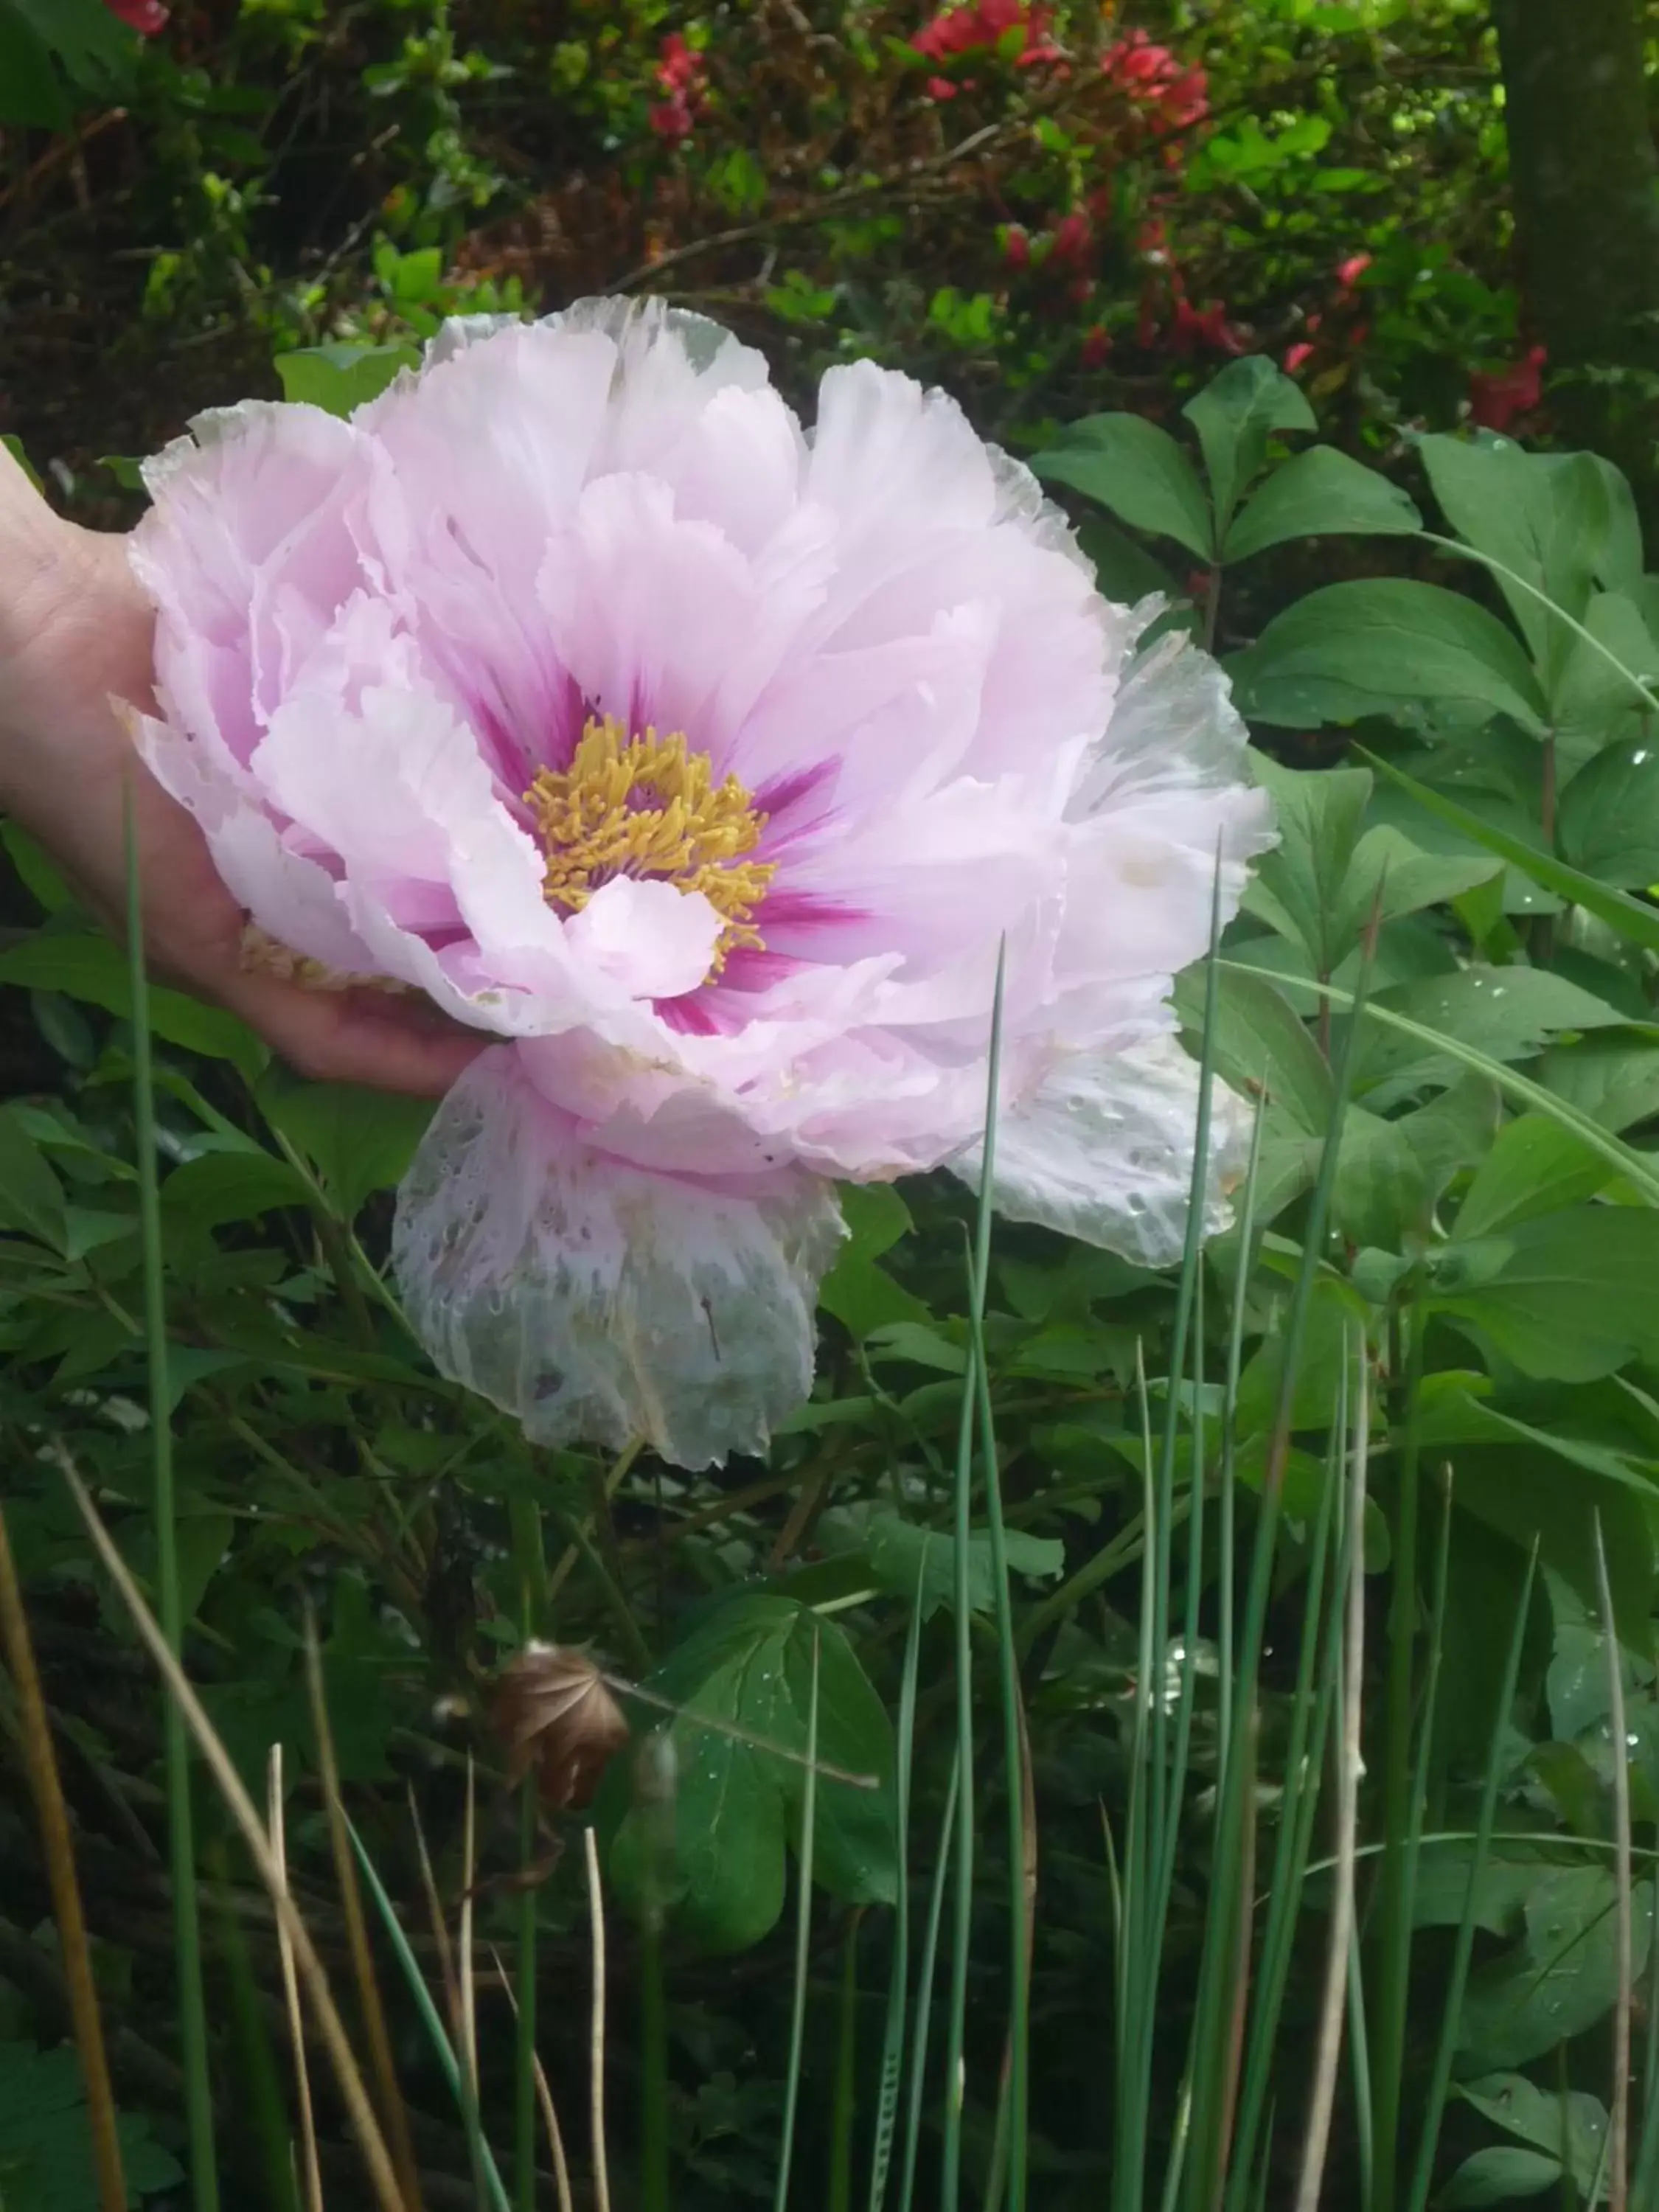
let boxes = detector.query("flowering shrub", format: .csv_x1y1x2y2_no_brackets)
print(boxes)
125,300,1269,1465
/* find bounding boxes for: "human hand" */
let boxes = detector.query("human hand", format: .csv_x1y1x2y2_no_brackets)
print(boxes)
0,445,483,1096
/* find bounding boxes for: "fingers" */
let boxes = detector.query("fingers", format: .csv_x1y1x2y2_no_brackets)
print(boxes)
214,967,487,1097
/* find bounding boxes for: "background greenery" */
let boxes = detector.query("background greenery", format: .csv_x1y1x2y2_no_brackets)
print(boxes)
4,4,1659,2210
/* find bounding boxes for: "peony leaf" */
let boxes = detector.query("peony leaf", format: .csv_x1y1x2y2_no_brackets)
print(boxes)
274,341,420,419
1228,578,1550,734
1031,413,1215,560
606,1593,895,1952
1222,444,1419,563
1182,355,1315,537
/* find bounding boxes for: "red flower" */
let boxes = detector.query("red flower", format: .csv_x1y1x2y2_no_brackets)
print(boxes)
1079,323,1112,369
1101,29,1208,133
1469,344,1546,433
103,0,168,29
1171,298,1246,357
1003,224,1032,271
1335,251,1372,293
913,0,1059,77
1284,341,1316,375
649,31,706,142
1048,209,1093,270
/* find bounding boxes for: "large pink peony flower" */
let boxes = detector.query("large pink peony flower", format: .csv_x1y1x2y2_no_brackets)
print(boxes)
129,301,1272,1466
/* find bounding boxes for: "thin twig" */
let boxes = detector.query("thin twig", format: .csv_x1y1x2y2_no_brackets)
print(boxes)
60,1462,409,2212
305,1618,427,2212
585,1828,612,2212
0,1500,125,2212
490,1948,575,2212
269,1747,324,2212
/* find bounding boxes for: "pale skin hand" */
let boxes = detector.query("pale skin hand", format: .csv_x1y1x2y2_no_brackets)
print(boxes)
0,445,483,1096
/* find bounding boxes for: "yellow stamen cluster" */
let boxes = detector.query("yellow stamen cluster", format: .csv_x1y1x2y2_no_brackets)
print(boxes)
524,715,776,975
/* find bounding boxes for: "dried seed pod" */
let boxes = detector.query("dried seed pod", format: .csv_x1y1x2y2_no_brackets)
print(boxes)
490,1643,630,1811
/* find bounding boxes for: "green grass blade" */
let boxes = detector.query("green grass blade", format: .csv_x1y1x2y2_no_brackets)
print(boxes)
868,1570,925,2212
1371,1303,1426,2212
1223,1382,1346,2212
125,791,218,2212
899,1757,961,2212
1357,745,1659,957
944,947,1007,2212
1220,957,1659,1208
831,1914,863,2212
1404,1548,1539,2212
1217,1103,1268,1797
774,1627,821,2212
1191,919,1374,2209
508,1492,546,2212
344,1813,513,2212
962,972,1029,2212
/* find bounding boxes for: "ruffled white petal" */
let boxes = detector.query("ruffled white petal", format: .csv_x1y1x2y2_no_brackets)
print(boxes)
392,1048,846,1467
953,1032,1251,1269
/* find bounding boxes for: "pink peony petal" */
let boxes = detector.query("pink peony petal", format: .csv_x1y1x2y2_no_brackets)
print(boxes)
129,302,1274,1463
392,1047,845,1465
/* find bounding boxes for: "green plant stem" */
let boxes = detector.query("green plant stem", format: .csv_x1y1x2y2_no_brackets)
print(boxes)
830,1913,863,2212
1370,1304,1424,2212
774,1631,821,2212
127,793,218,2212
900,1756,960,2212
509,1491,547,2212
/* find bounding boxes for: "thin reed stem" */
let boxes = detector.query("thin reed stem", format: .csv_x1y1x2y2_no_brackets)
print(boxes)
0,1499,125,2212
125,792,217,2212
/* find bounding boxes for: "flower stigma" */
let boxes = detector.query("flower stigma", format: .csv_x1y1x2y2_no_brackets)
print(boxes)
524,714,776,975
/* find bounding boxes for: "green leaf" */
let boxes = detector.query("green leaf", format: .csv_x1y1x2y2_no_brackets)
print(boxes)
1228,580,1550,734
1417,435,1634,683
0,931,266,1079
1222,445,1420,563
0,2041,182,2212
1360,746,1659,957
260,1082,433,1217
1030,414,1214,560
1458,2075,1609,2197
0,8,68,129
1,431,46,494
1181,355,1315,537
0,1105,66,1252
273,342,420,420
607,1593,896,1952
1551,589,1659,762
1436,2147,1562,2208
1074,514,1185,613
1557,732,1659,887
161,1150,313,1229
1456,1865,1655,2070
1240,757,1372,971
1437,1206,1659,1382
1352,965,1626,1102
97,453,146,493
1453,1113,1612,1239
1,823,72,913
1326,1079,1495,1249
1537,1034,1659,1131
10,0,133,97
863,1511,1062,1620
1173,963,1332,1135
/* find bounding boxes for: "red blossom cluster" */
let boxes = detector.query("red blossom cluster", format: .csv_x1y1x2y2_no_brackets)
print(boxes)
1283,251,1372,374
1099,27,1208,151
911,0,1060,100
1469,344,1546,432
102,0,168,30
648,33,708,145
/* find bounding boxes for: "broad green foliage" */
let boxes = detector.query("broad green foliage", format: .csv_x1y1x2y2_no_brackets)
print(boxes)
11,7,1659,2194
